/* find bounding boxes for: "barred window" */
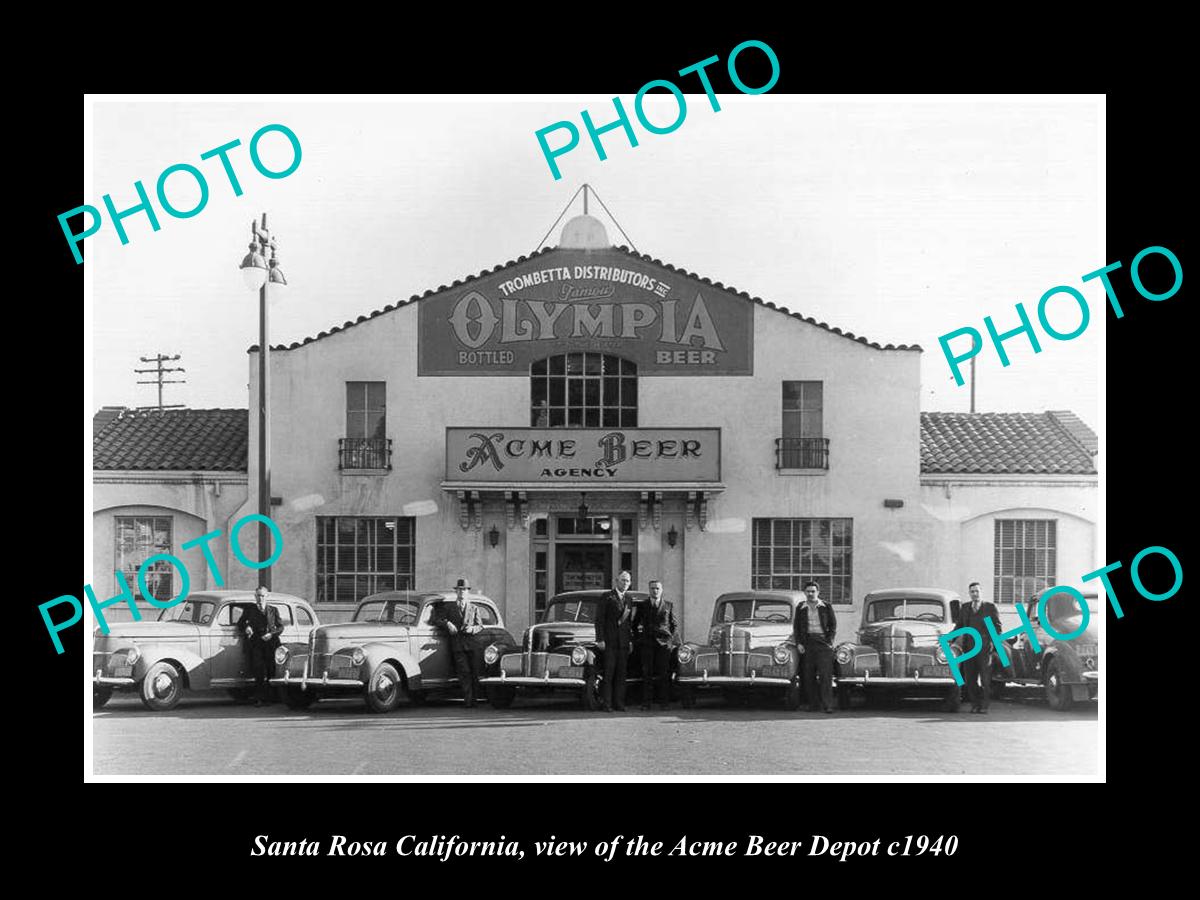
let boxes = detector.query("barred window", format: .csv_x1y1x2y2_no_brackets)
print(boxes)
531,353,636,428
994,519,1057,605
115,516,173,602
751,518,853,603
316,516,415,604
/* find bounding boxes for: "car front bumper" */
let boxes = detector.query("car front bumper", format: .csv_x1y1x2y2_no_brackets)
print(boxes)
270,669,364,690
94,672,136,687
836,676,958,686
676,674,794,687
478,674,587,688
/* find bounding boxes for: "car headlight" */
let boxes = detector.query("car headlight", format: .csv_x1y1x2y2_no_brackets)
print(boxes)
773,643,791,665
677,645,695,664
935,645,947,664
834,646,852,665
274,646,289,666
483,645,500,665
125,647,141,666
351,647,366,666
570,646,588,666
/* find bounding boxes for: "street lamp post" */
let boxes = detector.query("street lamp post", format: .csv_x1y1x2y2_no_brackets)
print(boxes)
239,214,287,588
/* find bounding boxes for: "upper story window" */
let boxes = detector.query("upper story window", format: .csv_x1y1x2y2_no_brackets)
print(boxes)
778,381,828,469
346,382,386,439
341,382,391,470
530,353,637,428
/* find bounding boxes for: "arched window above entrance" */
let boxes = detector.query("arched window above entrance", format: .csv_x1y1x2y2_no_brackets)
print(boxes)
530,352,637,428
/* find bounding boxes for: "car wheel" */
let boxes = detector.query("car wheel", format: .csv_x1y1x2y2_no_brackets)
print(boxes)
941,685,962,713
783,679,803,711
485,685,516,709
94,686,113,709
283,686,317,710
836,684,853,710
679,686,696,709
140,661,183,711
364,663,403,713
1044,659,1074,712
227,687,254,703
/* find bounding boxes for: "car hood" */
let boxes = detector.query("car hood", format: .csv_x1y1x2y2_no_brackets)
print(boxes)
525,620,595,650
859,620,948,648
311,622,410,649
95,622,202,642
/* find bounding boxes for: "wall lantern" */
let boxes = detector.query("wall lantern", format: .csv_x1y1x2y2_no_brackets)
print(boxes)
883,499,905,509
667,525,678,549
488,524,500,548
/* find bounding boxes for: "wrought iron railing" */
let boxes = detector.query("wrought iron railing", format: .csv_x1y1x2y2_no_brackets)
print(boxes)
774,437,830,470
338,437,392,470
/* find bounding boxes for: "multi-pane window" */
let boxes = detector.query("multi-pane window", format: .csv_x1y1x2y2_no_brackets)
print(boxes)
115,516,173,602
531,353,636,427
779,381,826,468
346,382,386,439
751,518,853,603
316,516,414,604
994,519,1057,605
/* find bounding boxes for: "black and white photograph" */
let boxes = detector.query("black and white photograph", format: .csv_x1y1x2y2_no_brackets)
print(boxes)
79,89,1112,782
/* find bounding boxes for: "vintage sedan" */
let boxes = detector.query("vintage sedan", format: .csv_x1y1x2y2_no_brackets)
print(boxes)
92,590,319,711
832,588,962,711
674,591,804,710
478,590,651,710
272,589,515,713
993,591,1099,710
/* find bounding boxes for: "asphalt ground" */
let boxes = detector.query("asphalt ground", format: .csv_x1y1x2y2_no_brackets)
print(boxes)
93,690,1098,777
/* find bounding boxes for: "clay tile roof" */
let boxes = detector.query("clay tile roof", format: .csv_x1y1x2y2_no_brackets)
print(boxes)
93,408,248,472
256,245,921,353
920,412,1097,475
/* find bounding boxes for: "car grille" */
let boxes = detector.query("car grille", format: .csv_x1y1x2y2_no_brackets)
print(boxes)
93,651,133,678
310,652,360,682
716,628,773,677
500,652,573,678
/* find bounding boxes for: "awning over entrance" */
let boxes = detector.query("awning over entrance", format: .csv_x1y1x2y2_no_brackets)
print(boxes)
440,485,725,533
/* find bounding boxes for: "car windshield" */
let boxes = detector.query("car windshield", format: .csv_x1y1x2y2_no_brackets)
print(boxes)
353,599,420,624
545,600,600,623
866,599,946,623
158,600,216,624
715,599,793,624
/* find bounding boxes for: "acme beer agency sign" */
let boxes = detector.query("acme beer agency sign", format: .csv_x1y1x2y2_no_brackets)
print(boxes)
418,248,753,376
446,428,721,484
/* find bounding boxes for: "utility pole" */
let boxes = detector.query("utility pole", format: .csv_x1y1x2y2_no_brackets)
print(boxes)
135,354,186,411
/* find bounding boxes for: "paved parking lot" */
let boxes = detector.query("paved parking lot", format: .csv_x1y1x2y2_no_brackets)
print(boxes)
93,692,1098,776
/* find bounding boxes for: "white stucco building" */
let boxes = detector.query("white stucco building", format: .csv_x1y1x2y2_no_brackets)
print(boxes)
93,215,1098,637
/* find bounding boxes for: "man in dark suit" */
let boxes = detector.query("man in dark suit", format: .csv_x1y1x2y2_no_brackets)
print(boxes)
431,578,484,708
594,570,635,712
955,581,1000,714
632,579,679,710
792,580,837,713
235,586,285,706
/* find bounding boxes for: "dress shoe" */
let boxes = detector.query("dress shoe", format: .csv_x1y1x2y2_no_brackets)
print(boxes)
614,705,626,712
824,708,834,714
658,703,670,711
641,703,651,711
254,699,263,707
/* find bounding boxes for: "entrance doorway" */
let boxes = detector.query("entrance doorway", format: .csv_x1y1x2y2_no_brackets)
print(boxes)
555,544,613,594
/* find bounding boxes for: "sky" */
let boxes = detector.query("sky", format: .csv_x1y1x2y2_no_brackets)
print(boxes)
88,96,1101,428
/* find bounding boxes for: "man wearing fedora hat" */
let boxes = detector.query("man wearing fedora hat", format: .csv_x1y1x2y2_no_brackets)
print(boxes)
432,578,484,708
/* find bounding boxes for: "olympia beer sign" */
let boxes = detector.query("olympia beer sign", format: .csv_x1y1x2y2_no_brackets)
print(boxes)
418,248,754,376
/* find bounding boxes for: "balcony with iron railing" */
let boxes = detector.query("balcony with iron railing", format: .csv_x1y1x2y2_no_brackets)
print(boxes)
775,437,830,471
339,437,392,471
